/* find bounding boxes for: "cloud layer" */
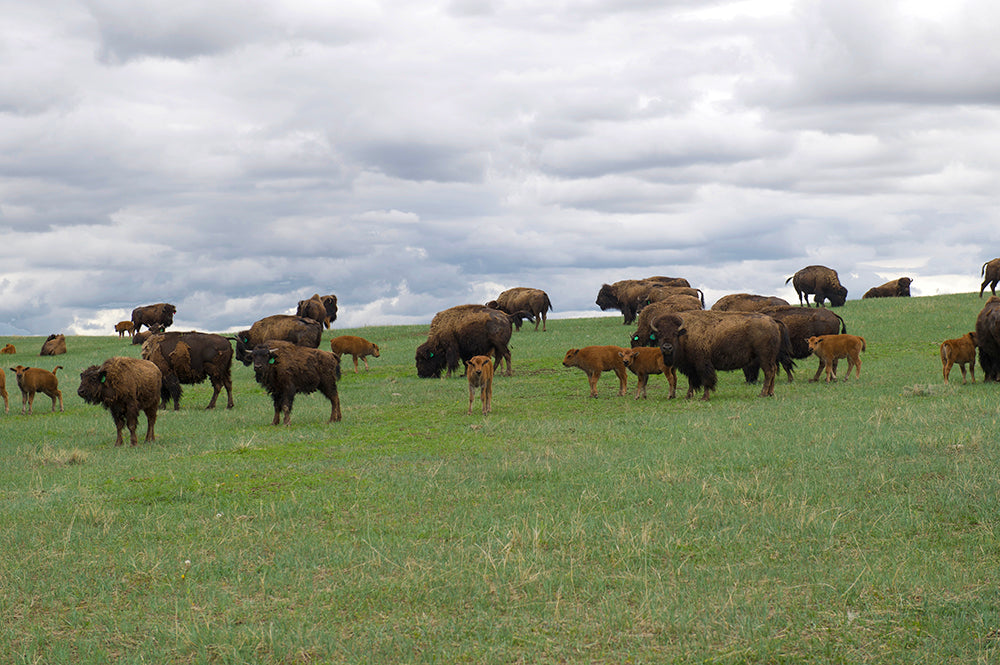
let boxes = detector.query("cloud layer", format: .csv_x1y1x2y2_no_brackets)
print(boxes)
2,0,998,334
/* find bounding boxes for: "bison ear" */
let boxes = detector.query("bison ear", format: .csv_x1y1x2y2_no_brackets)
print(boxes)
99,371,108,384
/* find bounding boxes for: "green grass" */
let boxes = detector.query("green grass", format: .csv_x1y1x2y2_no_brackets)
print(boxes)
1,293,999,663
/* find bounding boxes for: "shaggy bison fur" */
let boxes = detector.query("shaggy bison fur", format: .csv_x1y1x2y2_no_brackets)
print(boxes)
416,305,513,378
233,315,322,364
975,296,1000,381
488,287,553,332
296,294,335,327
940,332,977,384
863,277,912,299
712,294,790,312
78,357,162,446
629,299,704,348
652,310,793,400
131,303,176,332
141,331,235,410
249,343,343,425
786,266,848,307
596,277,693,325
40,334,66,356
562,346,628,398
752,305,846,381
980,259,1000,298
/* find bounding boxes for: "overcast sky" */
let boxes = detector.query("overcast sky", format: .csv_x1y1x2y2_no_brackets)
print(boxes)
2,0,998,335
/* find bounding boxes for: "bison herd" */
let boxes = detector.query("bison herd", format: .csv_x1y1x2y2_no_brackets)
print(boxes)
3,261,1000,444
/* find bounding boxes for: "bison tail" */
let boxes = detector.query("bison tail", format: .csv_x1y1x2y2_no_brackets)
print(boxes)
835,313,847,334
544,294,554,312
785,275,793,285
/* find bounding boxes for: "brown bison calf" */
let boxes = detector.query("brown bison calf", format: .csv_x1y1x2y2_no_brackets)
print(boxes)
330,335,380,373
115,321,135,337
940,332,977,384
807,334,866,382
78,357,162,446
618,347,676,399
562,346,628,398
9,365,63,415
466,355,494,415
0,370,7,413
1,343,15,354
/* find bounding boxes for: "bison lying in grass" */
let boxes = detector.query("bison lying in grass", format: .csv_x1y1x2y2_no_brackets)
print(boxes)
78,357,162,446
651,310,792,400
863,277,912,299
416,305,513,378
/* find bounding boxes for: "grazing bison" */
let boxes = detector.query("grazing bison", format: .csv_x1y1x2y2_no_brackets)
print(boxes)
40,334,66,356
651,310,792,400
415,305,513,378
296,294,329,326
618,347,676,399
980,259,1000,298
249,343,342,425
233,315,323,364
1,343,15,354
975,296,1000,381
597,277,694,325
562,346,629,398
141,332,235,410
9,365,63,415
114,321,135,337
466,355,494,415
488,287,553,332
712,294,791,312
940,332,977,384
131,303,176,332
786,266,848,307
863,277,912,299
78,357,162,446
629,298,704,348
329,335,380,373
807,334,866,382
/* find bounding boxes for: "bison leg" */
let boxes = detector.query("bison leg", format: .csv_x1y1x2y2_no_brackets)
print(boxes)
352,356,360,373
587,371,601,398
614,367,628,397
327,388,342,423
482,381,491,415
943,359,952,383
968,362,975,383
110,407,127,446
468,382,476,415
125,406,140,446
666,367,677,399
24,390,34,416
144,406,157,442
759,364,777,397
634,373,648,399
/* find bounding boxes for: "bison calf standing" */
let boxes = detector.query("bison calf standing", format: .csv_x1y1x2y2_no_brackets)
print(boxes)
562,346,628,398
618,347,676,399
115,321,135,337
466,355,494,415
78,357,162,446
250,344,342,425
807,334,866,382
0,370,7,413
940,332,977,384
330,336,380,373
10,365,63,415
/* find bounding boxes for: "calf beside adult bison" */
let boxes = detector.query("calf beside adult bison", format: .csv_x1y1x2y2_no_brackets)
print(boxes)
416,305,514,378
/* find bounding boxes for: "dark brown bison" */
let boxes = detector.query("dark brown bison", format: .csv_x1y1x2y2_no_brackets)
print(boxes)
141,332,234,410
416,305,513,378
639,285,705,312
78,357,162,446
975,296,1000,382
131,303,176,332
596,277,693,324
39,334,66,356
980,259,1000,297
863,277,912,298
488,287,553,332
712,294,791,312
249,342,342,425
651,310,793,400
629,298,704,348
296,294,330,326
320,294,338,327
233,315,323,364
785,266,848,307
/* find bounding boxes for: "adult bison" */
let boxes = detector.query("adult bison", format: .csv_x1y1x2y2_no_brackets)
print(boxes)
975,296,1000,382
141,332,234,410
297,293,338,328
629,298,704,348
785,266,848,307
863,277,911,299
488,287,553,332
39,334,66,356
651,310,793,400
597,277,693,324
249,342,342,425
131,303,176,332
233,315,322,364
78,357,162,446
712,294,790,312
415,305,513,378
980,259,1000,298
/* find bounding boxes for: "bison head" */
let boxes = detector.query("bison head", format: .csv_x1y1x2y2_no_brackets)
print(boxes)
595,284,618,311
77,365,109,405
232,334,254,365
897,277,912,296
828,285,848,307
415,341,446,378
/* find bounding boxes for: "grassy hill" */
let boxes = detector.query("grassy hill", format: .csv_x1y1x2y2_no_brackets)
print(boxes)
1,293,998,663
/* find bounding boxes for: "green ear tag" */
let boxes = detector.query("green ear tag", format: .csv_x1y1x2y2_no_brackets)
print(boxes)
268,357,276,365
100,375,106,383
649,334,655,340
429,352,434,358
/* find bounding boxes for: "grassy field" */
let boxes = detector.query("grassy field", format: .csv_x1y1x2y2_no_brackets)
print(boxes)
1,293,998,663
